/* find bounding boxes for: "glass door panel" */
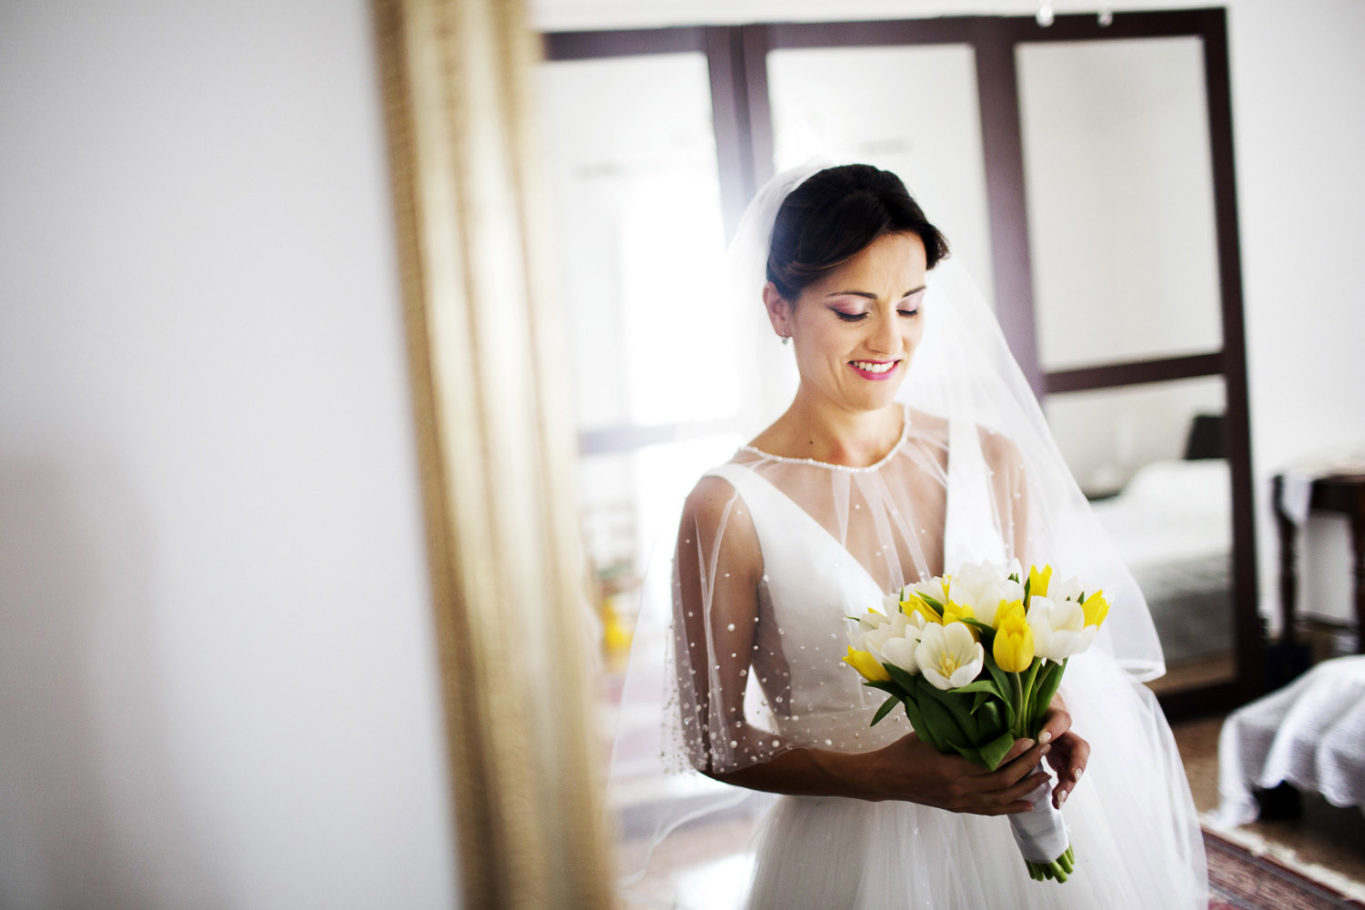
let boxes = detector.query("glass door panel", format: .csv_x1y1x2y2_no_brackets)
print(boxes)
1017,37,1223,371
538,53,735,432
766,44,996,305
1046,376,1235,690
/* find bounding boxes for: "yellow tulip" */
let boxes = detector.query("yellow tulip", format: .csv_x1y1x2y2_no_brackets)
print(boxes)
993,598,1026,630
941,599,976,626
900,595,942,625
843,646,891,683
1028,564,1053,599
993,608,1035,672
1082,591,1109,628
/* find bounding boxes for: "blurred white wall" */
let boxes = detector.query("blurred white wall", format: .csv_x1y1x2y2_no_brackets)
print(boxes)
0,2,459,908
532,0,1365,630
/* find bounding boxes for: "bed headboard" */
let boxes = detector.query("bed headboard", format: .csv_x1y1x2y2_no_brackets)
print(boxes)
1183,413,1227,461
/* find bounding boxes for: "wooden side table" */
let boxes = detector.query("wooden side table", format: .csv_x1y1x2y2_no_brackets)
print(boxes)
1273,472,1365,653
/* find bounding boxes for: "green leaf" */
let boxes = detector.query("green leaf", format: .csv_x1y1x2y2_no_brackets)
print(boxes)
870,694,900,726
982,650,1008,690
919,682,982,743
982,655,1016,729
949,679,1002,698
977,729,1017,770
883,661,918,694
949,741,985,766
863,679,901,696
959,616,997,645
976,701,1004,735
970,690,990,715
1030,658,1068,732
911,684,968,750
917,591,944,613
897,693,943,751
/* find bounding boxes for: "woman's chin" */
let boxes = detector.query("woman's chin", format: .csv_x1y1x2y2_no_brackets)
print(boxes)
841,385,906,414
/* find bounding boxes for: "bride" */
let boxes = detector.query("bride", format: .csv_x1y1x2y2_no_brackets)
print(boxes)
613,163,1207,908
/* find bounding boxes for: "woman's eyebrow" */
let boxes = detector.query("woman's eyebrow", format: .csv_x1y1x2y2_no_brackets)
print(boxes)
825,285,927,300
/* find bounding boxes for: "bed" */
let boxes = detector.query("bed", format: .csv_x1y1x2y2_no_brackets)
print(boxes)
1089,456,1235,666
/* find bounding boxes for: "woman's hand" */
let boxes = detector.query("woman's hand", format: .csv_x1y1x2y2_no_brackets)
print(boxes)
853,732,1052,816
1034,697,1090,809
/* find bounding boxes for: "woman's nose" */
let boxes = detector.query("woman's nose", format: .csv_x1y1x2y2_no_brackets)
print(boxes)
867,313,899,354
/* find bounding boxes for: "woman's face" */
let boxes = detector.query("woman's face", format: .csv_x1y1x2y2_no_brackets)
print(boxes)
767,231,928,414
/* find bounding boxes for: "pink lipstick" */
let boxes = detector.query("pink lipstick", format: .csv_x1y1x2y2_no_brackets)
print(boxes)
848,359,900,381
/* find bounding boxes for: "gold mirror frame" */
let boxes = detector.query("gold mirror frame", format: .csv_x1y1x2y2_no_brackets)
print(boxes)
371,0,612,906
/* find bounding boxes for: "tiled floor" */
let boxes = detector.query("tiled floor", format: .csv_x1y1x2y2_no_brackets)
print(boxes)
1170,714,1365,894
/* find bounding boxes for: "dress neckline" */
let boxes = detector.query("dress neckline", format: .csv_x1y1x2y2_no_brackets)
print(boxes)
737,403,913,474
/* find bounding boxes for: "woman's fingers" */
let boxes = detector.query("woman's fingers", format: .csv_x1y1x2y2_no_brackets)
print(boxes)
995,737,1035,767
1036,707,1071,746
968,770,1050,815
989,739,1050,786
946,741,1048,813
966,735,1040,780
1048,731,1091,807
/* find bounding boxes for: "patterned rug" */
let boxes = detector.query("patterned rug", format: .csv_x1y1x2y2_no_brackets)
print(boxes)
1206,829,1365,909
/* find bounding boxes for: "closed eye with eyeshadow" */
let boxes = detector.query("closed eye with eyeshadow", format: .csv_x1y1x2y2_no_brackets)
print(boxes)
830,288,926,322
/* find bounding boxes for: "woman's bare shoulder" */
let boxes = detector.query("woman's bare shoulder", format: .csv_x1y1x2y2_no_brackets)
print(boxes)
971,423,1027,480
684,472,741,518
677,470,763,577
680,466,757,539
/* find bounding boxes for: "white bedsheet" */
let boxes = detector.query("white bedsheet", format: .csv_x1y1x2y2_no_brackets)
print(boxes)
1212,656,1365,824
1089,459,1231,569
1090,460,1233,663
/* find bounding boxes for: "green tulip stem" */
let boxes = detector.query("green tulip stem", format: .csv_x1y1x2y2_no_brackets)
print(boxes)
1018,660,1043,739
1023,843,1075,884
1010,672,1027,739
1011,661,1041,739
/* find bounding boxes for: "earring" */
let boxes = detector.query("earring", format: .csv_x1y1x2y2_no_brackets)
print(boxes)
780,335,790,346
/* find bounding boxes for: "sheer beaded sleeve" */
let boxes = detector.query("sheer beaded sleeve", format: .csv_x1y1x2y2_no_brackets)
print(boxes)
670,475,785,774
980,425,1037,565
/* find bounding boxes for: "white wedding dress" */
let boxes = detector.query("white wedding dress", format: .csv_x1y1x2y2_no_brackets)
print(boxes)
653,409,1207,909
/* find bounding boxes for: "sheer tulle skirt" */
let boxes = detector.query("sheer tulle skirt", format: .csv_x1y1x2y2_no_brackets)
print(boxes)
744,654,1206,910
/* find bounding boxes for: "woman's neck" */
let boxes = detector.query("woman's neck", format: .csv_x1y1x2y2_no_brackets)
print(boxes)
754,390,906,468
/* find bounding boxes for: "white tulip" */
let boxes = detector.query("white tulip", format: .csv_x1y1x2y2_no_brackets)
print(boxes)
847,607,886,647
864,609,917,660
915,621,985,691
871,610,929,671
882,589,906,614
858,608,889,631
881,634,921,674
1027,595,1096,662
1049,575,1084,604
863,624,895,661
946,561,1022,627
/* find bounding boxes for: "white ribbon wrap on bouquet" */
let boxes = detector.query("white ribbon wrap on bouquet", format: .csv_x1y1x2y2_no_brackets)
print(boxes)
1007,778,1070,863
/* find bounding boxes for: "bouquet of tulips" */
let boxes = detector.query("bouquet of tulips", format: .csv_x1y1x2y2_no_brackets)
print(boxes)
842,560,1109,883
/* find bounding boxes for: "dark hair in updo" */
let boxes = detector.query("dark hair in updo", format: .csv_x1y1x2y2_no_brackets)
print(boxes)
766,164,950,301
